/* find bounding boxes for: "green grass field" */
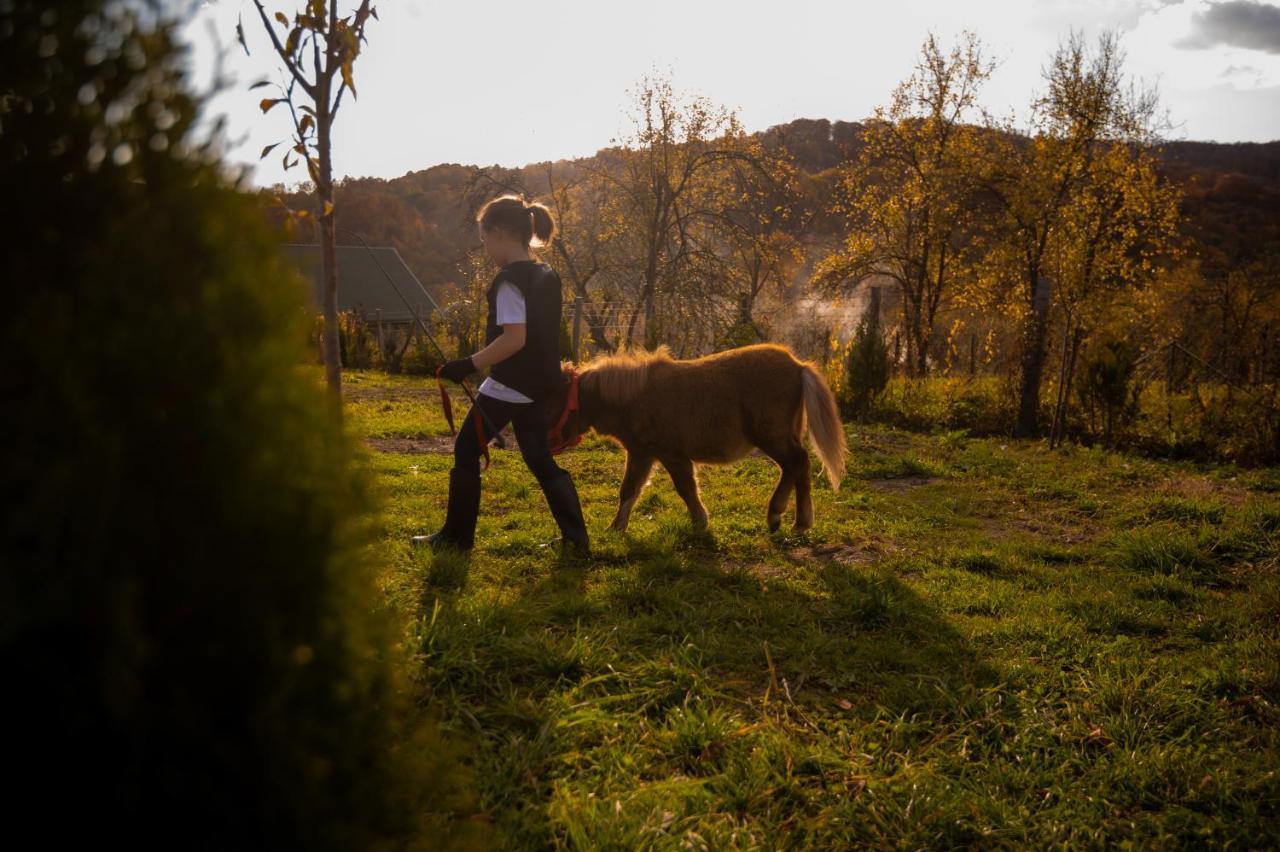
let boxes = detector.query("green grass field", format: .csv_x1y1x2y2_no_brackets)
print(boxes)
346,370,1279,848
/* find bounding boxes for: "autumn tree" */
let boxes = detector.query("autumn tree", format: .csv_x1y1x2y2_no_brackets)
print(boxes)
816,33,993,376
1043,140,1181,446
981,30,1167,437
242,0,378,399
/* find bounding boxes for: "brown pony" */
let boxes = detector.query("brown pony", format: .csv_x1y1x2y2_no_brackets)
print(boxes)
544,343,846,532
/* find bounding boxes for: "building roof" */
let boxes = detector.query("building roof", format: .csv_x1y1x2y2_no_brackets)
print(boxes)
281,243,439,323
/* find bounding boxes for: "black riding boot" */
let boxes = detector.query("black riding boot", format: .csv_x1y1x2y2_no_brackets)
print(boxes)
412,467,481,551
540,470,590,556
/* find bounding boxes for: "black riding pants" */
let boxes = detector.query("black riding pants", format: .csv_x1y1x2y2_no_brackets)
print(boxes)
453,392,566,483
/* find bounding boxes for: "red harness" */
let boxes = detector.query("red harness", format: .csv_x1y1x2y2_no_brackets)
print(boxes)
436,367,490,471
547,370,583,455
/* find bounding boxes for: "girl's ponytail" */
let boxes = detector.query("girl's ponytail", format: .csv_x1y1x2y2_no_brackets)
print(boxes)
476,194,557,249
527,201,556,248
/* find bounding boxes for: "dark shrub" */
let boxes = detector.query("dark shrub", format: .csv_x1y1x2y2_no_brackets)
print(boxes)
1076,337,1141,448
840,309,891,418
1,2,478,847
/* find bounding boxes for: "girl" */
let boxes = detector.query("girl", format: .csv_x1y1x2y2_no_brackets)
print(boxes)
414,195,589,555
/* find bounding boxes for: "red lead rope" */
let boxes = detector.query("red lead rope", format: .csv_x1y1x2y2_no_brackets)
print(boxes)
436,367,490,471
547,370,583,455
437,368,579,465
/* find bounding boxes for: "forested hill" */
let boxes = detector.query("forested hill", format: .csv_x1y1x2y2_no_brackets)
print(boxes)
266,118,1280,290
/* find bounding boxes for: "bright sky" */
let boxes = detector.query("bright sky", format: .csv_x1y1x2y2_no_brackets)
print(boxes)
183,0,1280,187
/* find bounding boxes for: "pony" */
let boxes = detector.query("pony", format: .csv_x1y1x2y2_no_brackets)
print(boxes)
544,343,846,532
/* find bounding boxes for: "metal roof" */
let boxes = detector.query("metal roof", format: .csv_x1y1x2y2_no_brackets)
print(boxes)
281,243,440,322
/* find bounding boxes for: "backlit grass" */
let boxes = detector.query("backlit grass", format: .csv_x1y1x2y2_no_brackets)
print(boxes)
352,371,1279,848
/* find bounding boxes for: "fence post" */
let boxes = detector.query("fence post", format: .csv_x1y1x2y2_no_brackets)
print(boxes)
375,308,384,354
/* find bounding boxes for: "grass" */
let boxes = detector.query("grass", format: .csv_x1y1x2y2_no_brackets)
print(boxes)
348,370,1280,848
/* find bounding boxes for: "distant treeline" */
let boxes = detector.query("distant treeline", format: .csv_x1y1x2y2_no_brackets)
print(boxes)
268,36,1278,462
263,122,1280,324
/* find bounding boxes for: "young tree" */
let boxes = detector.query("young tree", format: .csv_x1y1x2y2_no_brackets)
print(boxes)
241,0,378,399
840,302,891,419
816,33,993,376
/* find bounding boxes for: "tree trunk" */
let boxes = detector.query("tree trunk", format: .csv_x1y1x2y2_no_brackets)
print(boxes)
1050,322,1083,448
1063,328,1083,437
642,276,658,350
1049,315,1072,448
914,316,929,377
317,92,342,404
1015,274,1052,438
319,204,340,394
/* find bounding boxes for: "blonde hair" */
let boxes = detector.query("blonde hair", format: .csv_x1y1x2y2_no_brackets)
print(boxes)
580,346,673,405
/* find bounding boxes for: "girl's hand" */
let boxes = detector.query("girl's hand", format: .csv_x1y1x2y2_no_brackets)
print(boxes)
438,357,475,383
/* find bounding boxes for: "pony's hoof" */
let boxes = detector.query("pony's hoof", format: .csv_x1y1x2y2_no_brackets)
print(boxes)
767,517,782,532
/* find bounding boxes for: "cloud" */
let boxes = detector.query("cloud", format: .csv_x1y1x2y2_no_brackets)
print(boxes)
1178,1,1280,53
1029,0,1185,35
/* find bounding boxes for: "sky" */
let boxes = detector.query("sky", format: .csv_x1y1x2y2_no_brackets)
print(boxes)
182,0,1280,187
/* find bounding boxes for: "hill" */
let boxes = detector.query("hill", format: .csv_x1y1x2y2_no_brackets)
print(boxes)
267,119,1280,295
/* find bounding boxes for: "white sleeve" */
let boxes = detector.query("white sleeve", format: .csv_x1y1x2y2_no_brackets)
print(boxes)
494,281,527,325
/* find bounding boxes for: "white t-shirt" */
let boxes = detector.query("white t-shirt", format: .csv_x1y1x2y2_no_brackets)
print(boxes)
478,281,534,403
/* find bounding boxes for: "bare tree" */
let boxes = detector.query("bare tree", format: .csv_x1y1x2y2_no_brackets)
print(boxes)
591,72,749,349
708,138,809,343
545,163,618,354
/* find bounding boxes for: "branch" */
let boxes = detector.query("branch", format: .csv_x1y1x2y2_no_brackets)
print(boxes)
331,81,348,118
251,1,316,97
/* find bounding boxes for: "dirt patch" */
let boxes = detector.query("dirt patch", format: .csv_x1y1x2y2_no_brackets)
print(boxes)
1156,474,1252,507
854,431,918,452
984,517,1088,544
816,544,880,565
365,436,455,454
722,558,792,581
866,475,938,492
366,427,520,455
979,508,1097,545
345,385,434,402
786,542,885,566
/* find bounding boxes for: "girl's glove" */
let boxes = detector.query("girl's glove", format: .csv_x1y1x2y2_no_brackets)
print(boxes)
438,357,476,383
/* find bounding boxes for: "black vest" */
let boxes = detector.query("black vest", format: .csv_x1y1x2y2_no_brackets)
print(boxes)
485,260,562,401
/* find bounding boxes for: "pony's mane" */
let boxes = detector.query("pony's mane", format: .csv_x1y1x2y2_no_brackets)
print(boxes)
578,345,673,406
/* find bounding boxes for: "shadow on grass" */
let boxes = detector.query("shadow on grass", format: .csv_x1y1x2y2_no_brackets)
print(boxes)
412,522,1004,846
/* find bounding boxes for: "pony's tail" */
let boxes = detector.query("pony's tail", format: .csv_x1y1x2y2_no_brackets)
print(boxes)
801,365,846,490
